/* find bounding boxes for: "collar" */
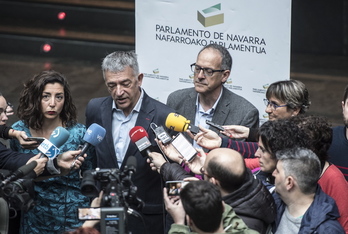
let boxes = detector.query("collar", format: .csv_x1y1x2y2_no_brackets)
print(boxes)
195,88,223,114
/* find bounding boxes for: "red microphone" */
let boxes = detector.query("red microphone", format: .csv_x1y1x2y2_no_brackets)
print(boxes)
129,126,152,157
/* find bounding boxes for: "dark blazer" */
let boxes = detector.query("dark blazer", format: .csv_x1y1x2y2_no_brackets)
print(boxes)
0,143,33,171
167,86,259,136
85,91,176,234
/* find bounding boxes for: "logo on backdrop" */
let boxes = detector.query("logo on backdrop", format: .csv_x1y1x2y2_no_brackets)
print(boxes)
143,68,169,81
197,3,224,27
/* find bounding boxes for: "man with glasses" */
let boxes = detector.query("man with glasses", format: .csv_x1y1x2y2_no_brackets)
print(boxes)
166,44,259,142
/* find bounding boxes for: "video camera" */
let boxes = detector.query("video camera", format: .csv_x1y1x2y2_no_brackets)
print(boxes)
80,156,143,234
0,168,36,234
0,169,35,212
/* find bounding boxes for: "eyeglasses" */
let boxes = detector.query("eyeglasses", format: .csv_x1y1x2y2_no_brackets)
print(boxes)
263,99,287,110
190,63,225,77
200,167,212,178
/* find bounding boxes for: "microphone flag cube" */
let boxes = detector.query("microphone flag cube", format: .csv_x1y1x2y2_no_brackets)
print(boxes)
38,139,61,159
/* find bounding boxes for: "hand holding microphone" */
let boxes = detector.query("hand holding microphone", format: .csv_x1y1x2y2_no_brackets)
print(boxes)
26,154,48,176
1,161,38,187
36,126,69,175
38,126,70,159
70,123,106,169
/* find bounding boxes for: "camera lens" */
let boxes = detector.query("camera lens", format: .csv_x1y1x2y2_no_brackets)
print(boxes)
81,170,99,197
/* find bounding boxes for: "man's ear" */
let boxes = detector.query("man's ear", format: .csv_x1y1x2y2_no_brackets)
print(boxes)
137,73,144,86
286,176,295,191
291,107,301,116
210,177,218,185
221,70,230,83
342,101,345,112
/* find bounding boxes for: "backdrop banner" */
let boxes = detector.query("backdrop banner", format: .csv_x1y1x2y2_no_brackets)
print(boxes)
136,0,292,123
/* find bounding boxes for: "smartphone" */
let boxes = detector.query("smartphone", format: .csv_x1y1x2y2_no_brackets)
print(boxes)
206,120,224,131
25,137,46,143
78,207,101,220
171,133,197,162
166,181,189,196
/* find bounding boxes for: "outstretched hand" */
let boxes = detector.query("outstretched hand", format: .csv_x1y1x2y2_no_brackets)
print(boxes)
155,138,183,164
163,188,186,225
58,150,86,175
147,151,167,173
184,148,206,175
13,131,41,150
221,125,250,139
187,126,221,150
27,154,48,176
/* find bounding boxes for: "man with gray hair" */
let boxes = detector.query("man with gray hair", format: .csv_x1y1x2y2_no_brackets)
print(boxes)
272,147,344,233
85,51,177,234
167,44,259,143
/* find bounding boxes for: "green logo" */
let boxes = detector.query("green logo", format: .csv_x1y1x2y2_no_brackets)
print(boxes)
198,3,224,27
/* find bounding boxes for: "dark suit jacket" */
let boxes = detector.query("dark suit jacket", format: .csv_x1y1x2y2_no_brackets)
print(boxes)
85,91,176,234
0,143,33,171
167,86,259,136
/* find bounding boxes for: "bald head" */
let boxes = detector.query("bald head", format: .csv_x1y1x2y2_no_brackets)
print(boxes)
205,148,247,193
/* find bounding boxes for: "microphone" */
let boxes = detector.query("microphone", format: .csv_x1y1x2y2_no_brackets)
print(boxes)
165,113,200,134
125,155,137,175
123,156,137,187
70,123,106,169
38,126,70,159
129,126,153,157
1,161,37,187
123,155,144,212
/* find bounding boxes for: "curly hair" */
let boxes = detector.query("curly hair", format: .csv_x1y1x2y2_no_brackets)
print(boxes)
289,115,332,164
258,119,307,158
17,70,77,130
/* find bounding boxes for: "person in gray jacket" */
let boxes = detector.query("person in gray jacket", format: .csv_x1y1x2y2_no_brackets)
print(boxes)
166,44,259,142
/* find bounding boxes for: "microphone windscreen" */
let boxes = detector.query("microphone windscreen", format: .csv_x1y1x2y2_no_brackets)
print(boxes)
83,123,106,146
165,113,190,132
129,126,149,143
49,126,70,148
126,155,137,169
17,161,37,178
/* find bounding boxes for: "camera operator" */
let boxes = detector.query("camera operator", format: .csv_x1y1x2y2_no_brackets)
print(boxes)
81,191,104,230
163,180,258,234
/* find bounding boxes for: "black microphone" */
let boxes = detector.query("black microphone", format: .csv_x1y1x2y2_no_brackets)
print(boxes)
123,156,144,212
126,156,137,172
1,161,37,187
125,156,137,179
